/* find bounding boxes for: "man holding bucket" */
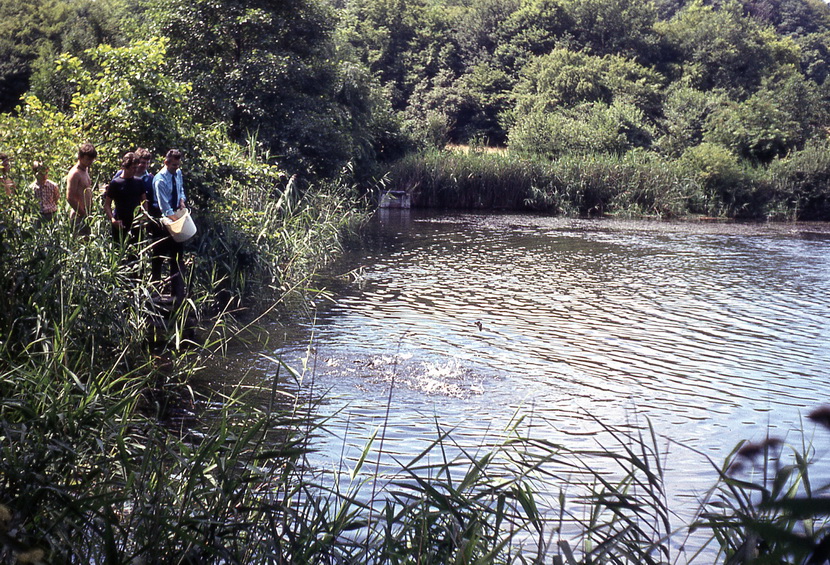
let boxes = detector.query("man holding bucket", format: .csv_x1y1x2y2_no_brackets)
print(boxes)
150,149,188,306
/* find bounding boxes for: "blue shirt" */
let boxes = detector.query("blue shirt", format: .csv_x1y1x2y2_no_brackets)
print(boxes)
153,167,186,217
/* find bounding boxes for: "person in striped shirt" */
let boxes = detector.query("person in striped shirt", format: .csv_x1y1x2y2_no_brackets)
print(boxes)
30,161,60,223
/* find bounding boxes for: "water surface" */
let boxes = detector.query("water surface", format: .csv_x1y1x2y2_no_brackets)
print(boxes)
208,211,830,557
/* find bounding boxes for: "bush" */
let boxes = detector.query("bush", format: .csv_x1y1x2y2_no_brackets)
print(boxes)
767,139,830,220
0,210,146,370
510,102,656,159
677,142,753,216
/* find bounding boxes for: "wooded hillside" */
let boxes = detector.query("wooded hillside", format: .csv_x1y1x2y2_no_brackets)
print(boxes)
2,0,830,179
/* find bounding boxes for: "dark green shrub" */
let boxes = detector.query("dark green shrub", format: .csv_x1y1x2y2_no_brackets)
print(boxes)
677,142,753,216
767,139,830,220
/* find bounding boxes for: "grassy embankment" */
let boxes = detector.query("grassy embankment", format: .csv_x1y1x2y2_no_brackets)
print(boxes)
391,143,830,221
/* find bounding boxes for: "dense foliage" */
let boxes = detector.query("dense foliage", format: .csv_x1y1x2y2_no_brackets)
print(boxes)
0,30,370,564
0,0,129,112
6,0,830,211
336,0,830,155
332,0,830,218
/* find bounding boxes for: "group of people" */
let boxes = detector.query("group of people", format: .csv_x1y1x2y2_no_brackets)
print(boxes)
3,144,190,306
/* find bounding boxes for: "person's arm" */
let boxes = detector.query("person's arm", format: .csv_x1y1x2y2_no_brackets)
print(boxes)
103,187,122,229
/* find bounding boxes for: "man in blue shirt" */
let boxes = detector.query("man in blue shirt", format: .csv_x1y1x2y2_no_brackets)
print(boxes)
153,149,186,219
150,149,187,306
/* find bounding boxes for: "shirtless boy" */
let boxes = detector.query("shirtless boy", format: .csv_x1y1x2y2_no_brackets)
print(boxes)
66,143,97,234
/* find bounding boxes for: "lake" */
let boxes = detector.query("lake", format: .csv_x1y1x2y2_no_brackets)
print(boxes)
204,210,830,560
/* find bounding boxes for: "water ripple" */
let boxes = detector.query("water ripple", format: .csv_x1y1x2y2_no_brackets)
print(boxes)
237,213,830,555
297,214,830,436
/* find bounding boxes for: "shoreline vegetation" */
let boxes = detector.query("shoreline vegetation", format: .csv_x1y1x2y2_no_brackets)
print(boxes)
3,0,830,560
391,144,830,221
0,155,375,562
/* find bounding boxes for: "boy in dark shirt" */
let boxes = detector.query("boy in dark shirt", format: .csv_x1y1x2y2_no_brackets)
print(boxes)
104,152,145,246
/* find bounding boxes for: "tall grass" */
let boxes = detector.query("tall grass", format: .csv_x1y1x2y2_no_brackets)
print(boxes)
0,140,373,562
189,149,371,310
5,291,830,565
693,409,830,564
0,347,319,563
0,210,148,371
390,144,830,220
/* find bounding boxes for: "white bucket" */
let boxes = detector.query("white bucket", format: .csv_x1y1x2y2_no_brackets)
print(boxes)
162,208,197,243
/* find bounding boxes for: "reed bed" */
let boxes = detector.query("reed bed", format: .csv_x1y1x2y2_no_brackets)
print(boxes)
0,146,372,562
390,144,830,220
5,296,830,564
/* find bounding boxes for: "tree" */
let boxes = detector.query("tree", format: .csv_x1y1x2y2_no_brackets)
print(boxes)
0,0,62,112
55,39,193,166
336,0,423,109
453,0,520,67
143,0,375,176
559,0,661,63
739,0,830,37
456,62,513,143
656,0,801,96
493,0,572,75
507,49,662,156
654,82,729,157
704,69,826,162
510,100,654,156
509,48,664,121
0,0,123,113
0,38,194,190
337,0,460,111
795,31,830,85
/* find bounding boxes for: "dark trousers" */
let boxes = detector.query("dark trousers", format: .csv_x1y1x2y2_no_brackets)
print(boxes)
112,223,141,268
147,219,185,302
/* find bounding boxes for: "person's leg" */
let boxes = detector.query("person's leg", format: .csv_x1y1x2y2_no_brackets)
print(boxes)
72,215,90,237
147,222,166,291
170,239,186,306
